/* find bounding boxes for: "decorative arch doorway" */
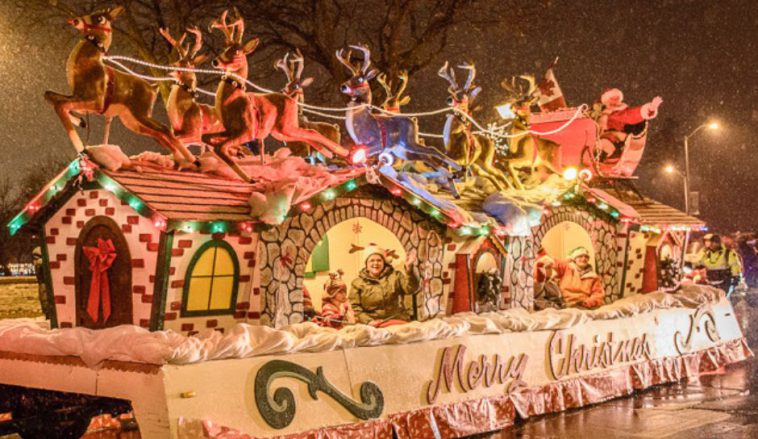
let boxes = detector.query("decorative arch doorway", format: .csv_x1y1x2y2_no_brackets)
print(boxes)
540,221,596,266
258,197,446,326
75,216,133,329
303,217,407,312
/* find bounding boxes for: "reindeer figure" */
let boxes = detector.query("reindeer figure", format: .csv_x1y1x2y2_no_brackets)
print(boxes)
159,26,223,152
44,6,197,167
499,75,560,189
438,62,512,190
274,50,341,161
203,11,348,182
336,45,460,171
376,70,411,113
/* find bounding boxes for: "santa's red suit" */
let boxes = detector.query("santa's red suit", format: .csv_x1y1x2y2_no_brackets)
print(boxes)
597,89,662,158
599,89,662,133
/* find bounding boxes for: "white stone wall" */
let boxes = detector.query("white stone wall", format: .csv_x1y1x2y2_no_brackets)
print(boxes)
43,189,160,328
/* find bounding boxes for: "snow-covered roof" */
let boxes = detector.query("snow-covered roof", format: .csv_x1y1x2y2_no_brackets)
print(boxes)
12,152,690,239
601,187,706,230
7,156,364,235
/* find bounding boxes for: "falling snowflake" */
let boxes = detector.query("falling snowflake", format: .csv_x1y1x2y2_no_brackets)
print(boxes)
486,122,510,155
352,221,363,235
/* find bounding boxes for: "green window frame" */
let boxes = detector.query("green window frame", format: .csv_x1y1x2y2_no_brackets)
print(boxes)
181,239,240,317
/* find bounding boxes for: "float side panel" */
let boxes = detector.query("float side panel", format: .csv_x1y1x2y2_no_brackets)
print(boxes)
162,350,354,437
96,367,171,439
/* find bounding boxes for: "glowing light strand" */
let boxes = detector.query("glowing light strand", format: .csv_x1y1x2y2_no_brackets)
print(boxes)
463,105,588,139
369,105,453,118
105,58,221,98
104,55,584,138
301,108,346,120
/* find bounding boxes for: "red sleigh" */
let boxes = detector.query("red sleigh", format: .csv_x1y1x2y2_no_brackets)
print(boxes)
529,107,650,178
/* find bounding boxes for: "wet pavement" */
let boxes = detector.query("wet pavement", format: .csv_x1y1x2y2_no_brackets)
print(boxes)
479,290,758,439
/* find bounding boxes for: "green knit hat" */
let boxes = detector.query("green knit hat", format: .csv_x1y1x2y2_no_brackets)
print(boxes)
569,246,590,260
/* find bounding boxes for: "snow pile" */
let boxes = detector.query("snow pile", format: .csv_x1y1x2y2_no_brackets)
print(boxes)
0,285,724,367
243,149,360,224
0,320,181,367
85,145,361,225
85,145,136,171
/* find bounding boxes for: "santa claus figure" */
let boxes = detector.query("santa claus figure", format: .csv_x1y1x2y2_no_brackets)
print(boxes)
596,89,662,162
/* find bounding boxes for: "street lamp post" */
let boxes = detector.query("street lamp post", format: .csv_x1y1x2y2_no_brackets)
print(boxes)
682,121,719,215
664,165,689,212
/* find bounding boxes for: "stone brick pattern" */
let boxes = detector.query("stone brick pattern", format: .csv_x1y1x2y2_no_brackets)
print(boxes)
504,236,535,310
623,231,649,296
44,189,160,327
258,196,447,326
162,232,258,335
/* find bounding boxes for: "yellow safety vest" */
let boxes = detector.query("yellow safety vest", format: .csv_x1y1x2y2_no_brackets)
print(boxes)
697,247,742,276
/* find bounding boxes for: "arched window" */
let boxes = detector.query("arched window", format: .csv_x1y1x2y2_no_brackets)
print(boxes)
182,240,239,316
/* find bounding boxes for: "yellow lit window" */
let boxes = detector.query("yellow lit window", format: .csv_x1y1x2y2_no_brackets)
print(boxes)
182,240,239,316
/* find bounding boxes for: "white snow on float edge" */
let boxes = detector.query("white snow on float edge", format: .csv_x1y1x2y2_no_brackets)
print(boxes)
0,285,724,368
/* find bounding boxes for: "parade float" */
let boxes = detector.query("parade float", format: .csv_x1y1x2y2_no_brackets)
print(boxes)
0,7,751,439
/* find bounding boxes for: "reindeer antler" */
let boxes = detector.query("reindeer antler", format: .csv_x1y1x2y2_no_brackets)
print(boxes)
275,52,293,82
459,62,476,91
377,73,392,101
378,70,410,108
336,48,358,75
349,44,372,74
437,61,459,93
230,8,245,43
519,74,537,97
210,9,245,44
209,10,231,42
395,70,409,98
290,48,304,79
159,27,188,59
185,26,203,59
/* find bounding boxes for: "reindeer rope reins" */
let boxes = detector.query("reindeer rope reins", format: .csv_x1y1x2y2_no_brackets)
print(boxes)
103,55,587,140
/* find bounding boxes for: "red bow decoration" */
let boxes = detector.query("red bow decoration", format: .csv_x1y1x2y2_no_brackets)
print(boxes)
83,238,117,323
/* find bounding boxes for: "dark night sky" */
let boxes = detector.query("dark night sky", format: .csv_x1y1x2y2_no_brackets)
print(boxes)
0,0,756,232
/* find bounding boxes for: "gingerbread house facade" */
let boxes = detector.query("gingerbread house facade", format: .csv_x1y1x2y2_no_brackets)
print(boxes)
9,156,703,335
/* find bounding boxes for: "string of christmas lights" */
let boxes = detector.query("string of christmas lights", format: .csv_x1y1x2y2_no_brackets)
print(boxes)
102,55,583,139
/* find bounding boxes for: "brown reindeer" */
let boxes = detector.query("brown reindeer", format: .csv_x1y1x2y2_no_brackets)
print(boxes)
499,75,560,189
44,6,197,167
274,50,341,161
376,70,411,113
159,26,223,153
203,11,348,182
438,62,512,190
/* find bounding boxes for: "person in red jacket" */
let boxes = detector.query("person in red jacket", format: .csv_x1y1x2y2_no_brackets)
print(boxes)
536,247,605,309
